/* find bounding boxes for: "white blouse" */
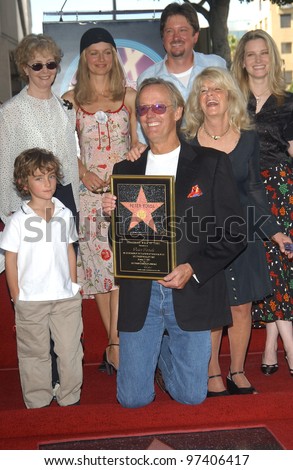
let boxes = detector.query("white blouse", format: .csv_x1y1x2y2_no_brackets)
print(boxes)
0,87,79,224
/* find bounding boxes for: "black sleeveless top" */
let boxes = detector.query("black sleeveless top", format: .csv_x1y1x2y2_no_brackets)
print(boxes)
247,91,293,170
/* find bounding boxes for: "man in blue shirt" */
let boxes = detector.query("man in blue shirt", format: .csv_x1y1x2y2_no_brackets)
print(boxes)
134,2,226,148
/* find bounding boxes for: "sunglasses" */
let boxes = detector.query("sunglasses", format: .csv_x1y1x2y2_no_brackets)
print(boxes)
26,61,58,72
136,103,172,116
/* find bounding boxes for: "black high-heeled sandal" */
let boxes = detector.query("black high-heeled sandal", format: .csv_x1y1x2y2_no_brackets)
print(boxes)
285,356,293,377
261,362,278,375
261,354,278,375
103,344,119,376
226,370,256,395
207,374,230,397
98,361,107,372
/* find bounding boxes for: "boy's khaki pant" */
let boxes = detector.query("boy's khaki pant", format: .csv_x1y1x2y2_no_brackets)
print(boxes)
14,292,83,409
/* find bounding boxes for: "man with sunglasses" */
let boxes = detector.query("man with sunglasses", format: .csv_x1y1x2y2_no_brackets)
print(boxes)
102,78,246,408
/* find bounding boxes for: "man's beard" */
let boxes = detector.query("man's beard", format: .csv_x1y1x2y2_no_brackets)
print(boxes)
169,42,185,58
170,49,185,58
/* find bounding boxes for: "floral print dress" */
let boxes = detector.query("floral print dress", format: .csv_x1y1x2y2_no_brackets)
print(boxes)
248,93,293,322
76,101,131,295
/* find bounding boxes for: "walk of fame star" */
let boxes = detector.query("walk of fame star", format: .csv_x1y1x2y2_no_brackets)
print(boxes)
120,186,164,232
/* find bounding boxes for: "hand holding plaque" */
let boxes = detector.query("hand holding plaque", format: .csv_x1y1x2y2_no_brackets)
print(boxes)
111,175,176,279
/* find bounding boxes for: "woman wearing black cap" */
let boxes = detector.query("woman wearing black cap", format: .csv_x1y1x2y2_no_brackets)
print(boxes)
62,28,140,373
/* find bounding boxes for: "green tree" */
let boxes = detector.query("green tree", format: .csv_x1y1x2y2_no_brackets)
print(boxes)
228,33,238,62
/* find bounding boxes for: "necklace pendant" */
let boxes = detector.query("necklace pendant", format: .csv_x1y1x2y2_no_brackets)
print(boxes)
203,124,230,141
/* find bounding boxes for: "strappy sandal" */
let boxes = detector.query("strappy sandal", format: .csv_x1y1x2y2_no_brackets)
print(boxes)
285,356,293,378
226,370,256,395
103,344,119,375
207,374,230,397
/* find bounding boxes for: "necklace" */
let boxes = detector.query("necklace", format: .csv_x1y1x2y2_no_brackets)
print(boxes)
203,124,230,141
254,88,269,104
101,87,110,97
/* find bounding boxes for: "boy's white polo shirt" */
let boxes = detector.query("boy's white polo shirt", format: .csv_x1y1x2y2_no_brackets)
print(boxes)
0,197,79,301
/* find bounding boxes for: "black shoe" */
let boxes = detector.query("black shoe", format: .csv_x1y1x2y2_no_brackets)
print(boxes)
103,344,119,376
226,370,256,395
261,363,278,375
207,374,230,398
207,389,230,398
98,361,107,372
285,356,293,377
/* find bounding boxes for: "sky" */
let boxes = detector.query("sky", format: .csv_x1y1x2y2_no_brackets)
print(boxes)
30,0,257,33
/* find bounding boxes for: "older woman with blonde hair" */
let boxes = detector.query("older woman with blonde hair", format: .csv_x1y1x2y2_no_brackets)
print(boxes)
183,66,292,395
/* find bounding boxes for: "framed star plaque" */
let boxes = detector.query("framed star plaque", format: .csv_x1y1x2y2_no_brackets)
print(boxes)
111,175,176,279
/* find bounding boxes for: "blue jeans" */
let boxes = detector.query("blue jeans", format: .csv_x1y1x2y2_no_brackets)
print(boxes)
117,282,211,408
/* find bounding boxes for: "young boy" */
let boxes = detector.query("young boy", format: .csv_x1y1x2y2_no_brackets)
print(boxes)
0,148,83,409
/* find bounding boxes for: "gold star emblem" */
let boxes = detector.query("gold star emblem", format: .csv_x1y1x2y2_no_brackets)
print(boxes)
120,186,164,232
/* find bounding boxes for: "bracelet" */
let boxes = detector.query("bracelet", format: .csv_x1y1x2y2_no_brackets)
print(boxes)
92,186,111,194
81,169,90,180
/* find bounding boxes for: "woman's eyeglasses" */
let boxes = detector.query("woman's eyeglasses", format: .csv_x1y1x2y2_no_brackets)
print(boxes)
136,104,172,116
26,61,58,72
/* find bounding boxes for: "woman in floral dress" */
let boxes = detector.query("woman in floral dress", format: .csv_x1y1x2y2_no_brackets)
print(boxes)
232,30,293,377
63,28,140,371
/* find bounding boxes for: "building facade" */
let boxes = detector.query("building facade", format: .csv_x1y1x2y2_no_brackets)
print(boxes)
252,1,293,88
